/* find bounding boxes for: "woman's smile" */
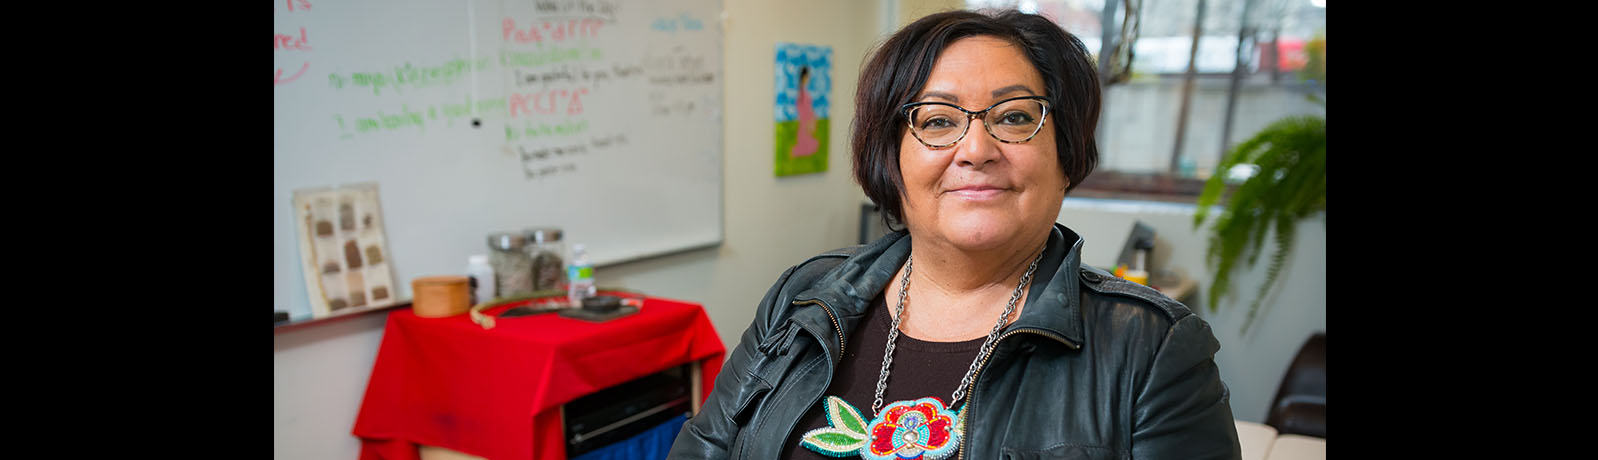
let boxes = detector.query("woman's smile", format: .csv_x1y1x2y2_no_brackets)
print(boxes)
944,184,1010,201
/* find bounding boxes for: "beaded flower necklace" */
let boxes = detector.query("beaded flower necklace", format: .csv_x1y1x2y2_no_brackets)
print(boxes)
801,250,1044,459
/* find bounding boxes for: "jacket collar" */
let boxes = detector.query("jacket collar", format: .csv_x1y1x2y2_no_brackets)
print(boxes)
791,223,1086,356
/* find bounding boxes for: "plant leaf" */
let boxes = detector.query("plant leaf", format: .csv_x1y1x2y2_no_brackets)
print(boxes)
1196,114,1324,333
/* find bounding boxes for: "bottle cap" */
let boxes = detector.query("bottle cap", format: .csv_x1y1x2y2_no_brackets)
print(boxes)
468,254,489,265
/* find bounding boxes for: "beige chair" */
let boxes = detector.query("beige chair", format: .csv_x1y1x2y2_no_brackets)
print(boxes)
1235,419,1327,460
1234,419,1279,460
1267,434,1327,460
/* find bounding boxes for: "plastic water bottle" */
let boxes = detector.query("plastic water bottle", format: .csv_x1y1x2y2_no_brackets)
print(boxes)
566,243,595,307
465,254,496,305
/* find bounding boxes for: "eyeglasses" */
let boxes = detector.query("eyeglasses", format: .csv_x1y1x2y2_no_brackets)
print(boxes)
900,96,1051,148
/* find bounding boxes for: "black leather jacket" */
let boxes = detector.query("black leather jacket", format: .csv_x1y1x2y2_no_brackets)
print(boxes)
668,224,1242,459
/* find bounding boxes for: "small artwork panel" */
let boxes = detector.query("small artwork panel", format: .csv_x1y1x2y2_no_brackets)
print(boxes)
293,183,399,318
774,43,832,177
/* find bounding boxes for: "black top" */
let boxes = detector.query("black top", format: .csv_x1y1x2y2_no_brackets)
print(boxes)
780,294,985,459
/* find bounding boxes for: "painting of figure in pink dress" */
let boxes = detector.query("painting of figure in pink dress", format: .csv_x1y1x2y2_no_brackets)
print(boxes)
791,66,820,158
774,43,831,177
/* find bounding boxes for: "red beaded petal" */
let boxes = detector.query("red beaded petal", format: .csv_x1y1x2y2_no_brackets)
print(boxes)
886,405,910,422
870,422,899,455
926,417,952,447
912,403,938,421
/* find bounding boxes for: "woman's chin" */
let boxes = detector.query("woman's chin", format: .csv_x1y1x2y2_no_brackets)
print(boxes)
930,217,1024,252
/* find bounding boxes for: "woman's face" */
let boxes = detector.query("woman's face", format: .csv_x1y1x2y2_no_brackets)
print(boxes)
898,36,1066,252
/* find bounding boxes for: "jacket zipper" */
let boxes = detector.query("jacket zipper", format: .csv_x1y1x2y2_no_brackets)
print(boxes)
770,297,845,459
957,328,1079,460
791,298,846,362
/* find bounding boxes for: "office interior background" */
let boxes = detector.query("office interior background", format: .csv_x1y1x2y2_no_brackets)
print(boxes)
274,0,1326,457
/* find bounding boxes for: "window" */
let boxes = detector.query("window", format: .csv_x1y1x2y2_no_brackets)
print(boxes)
967,0,1326,202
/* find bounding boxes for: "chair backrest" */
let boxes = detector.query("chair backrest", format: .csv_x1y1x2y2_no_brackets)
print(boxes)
1233,419,1279,460
1265,332,1326,438
1266,434,1326,460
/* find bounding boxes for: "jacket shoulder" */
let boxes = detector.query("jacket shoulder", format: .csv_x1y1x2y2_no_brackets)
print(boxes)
1077,265,1194,324
816,243,867,259
754,244,865,326
786,244,864,284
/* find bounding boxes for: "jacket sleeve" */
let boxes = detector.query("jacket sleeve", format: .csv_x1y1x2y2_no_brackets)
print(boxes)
1130,314,1243,460
666,265,797,459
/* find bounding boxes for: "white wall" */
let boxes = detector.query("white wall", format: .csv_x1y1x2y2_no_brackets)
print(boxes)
274,2,1325,457
274,314,390,459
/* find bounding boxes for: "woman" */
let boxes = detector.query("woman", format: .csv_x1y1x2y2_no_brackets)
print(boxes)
669,10,1241,460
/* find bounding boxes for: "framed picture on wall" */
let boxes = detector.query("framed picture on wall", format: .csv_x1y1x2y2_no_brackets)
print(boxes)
292,183,399,319
774,42,832,177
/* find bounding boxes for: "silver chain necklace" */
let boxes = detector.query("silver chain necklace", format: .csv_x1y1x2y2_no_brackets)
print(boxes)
871,249,1045,416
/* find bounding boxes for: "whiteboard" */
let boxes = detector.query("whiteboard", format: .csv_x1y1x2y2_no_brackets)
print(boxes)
274,0,724,319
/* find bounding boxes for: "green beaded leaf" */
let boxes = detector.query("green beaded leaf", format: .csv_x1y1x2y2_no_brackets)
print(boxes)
801,427,867,454
814,431,864,445
824,396,868,435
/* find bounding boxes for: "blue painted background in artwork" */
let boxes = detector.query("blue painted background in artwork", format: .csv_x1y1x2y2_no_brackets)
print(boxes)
773,43,833,122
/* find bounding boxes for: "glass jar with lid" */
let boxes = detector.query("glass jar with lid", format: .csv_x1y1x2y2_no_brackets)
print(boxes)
525,227,567,293
487,232,535,298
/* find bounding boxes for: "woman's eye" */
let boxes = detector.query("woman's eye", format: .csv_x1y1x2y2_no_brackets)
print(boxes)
920,117,957,130
998,112,1035,125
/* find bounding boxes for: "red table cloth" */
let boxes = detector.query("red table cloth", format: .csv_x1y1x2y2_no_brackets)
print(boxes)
353,293,725,460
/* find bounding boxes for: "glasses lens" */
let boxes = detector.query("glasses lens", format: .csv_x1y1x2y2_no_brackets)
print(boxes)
908,104,969,146
985,99,1047,142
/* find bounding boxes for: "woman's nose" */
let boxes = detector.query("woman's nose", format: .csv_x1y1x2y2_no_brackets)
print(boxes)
952,119,1002,168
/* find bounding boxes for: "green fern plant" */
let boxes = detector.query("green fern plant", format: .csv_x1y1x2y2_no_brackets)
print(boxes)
1193,115,1325,334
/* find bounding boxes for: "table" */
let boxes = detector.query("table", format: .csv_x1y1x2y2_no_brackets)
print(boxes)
352,293,725,460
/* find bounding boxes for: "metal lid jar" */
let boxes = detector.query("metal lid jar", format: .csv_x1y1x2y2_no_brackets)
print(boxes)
487,232,535,298
525,227,567,292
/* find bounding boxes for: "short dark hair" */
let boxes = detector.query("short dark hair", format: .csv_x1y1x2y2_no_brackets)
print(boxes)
851,9,1101,230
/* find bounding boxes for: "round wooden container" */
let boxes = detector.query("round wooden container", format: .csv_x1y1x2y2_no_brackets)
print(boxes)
412,275,471,317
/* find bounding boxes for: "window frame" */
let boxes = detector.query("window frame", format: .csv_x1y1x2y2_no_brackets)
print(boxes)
1064,0,1322,202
